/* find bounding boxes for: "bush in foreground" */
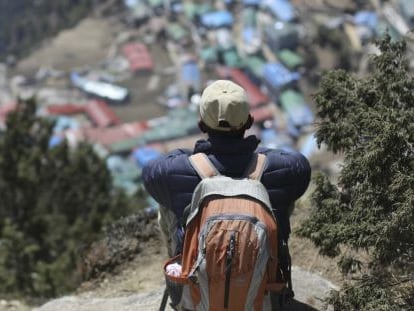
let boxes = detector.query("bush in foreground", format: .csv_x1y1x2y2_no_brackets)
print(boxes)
0,99,132,298
298,35,414,310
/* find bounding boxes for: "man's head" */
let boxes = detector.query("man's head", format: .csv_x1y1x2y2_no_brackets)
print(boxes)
198,80,253,136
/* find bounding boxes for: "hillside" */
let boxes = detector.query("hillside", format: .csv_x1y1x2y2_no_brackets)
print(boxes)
32,204,342,311
0,204,342,311
0,0,104,60
2,0,407,310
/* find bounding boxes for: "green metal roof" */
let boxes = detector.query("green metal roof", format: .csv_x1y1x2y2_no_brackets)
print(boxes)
277,49,304,69
200,46,218,63
131,3,151,19
142,126,188,143
168,106,197,118
109,156,141,196
147,0,163,8
221,49,244,68
112,166,141,182
279,89,305,110
167,23,189,42
243,55,266,78
241,7,257,28
183,3,212,20
141,108,198,143
108,137,145,154
113,178,140,196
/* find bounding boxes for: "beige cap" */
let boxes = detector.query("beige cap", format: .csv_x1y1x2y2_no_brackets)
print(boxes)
199,80,250,131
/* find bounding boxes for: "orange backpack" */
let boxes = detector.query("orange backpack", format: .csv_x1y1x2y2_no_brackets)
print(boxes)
164,153,289,311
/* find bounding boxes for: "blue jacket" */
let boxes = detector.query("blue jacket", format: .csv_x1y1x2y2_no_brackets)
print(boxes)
142,135,311,239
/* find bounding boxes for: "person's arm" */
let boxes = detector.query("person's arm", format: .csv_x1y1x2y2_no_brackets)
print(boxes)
258,148,311,239
142,148,192,210
258,147,311,204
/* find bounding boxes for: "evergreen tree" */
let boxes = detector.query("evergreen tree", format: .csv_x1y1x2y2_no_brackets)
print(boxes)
298,35,414,310
0,99,131,298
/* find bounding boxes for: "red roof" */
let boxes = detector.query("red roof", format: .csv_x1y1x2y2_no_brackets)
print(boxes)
85,100,120,127
250,104,276,123
46,103,84,115
46,100,120,128
215,66,269,108
122,42,154,72
82,121,149,146
0,102,17,118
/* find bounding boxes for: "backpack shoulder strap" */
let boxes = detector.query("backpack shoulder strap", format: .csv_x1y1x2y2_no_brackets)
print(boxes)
189,153,220,179
244,153,267,180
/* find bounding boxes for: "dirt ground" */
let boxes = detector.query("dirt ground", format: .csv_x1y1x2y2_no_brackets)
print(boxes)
112,43,175,122
15,18,120,74
14,16,170,123
77,238,168,299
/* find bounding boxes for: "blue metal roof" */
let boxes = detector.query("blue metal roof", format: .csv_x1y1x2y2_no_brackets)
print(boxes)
53,116,80,133
124,0,140,8
181,60,201,87
200,10,234,28
243,0,262,6
242,27,256,43
263,62,300,89
300,133,318,160
260,129,294,151
262,0,295,22
132,146,162,167
354,11,378,31
49,135,64,148
286,103,313,128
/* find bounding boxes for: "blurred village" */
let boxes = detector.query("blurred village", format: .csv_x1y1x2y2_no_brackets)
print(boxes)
0,0,413,212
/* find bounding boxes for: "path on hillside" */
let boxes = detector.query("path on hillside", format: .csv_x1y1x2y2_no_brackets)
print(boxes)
33,237,339,311
34,264,338,311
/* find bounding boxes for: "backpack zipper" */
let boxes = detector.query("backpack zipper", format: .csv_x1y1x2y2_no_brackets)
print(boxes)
224,231,236,309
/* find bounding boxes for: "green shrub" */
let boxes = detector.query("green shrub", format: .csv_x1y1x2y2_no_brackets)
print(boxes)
0,99,131,298
298,34,414,310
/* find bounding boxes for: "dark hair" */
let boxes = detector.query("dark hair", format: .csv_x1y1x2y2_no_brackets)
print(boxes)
198,115,254,137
